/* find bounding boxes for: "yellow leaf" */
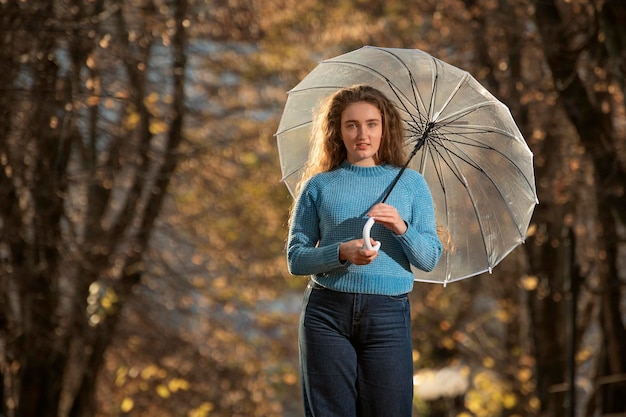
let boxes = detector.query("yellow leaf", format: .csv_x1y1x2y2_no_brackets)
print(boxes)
521,275,539,291
87,95,100,107
517,367,532,382
482,356,495,368
120,397,134,413
238,152,258,167
496,308,510,322
144,92,159,106
191,277,206,289
282,372,298,385
101,288,118,311
156,384,171,398
188,402,214,417
576,347,593,362
213,276,227,289
157,368,168,379
503,392,518,408
126,112,140,130
529,396,541,410
441,336,455,350
464,389,483,413
192,254,204,265
141,364,160,380
149,119,169,135
115,366,128,387
168,378,190,392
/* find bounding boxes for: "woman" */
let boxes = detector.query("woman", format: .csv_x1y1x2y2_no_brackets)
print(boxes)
287,85,443,417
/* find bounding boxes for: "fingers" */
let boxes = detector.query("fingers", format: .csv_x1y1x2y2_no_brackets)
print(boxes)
368,203,399,219
339,240,378,265
353,240,377,264
368,203,406,234
355,249,378,265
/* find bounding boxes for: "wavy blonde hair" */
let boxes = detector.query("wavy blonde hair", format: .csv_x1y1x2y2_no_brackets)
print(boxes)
295,85,407,195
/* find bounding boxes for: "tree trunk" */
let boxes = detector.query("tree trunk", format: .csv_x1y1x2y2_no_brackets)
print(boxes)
534,0,626,413
67,0,188,415
1,0,189,415
526,202,571,415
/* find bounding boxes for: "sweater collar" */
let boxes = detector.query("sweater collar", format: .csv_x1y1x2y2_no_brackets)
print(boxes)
339,160,393,177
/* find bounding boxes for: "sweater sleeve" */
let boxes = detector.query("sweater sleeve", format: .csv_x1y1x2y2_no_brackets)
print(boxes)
393,173,443,272
286,183,347,276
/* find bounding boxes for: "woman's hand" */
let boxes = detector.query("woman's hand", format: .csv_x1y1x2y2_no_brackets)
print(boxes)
339,239,379,265
368,203,407,235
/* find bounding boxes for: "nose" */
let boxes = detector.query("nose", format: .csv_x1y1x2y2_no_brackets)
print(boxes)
357,125,367,138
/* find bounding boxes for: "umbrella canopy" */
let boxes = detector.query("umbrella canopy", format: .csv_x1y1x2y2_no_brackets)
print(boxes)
275,46,538,285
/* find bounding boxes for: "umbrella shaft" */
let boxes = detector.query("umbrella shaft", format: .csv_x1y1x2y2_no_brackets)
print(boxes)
381,123,432,204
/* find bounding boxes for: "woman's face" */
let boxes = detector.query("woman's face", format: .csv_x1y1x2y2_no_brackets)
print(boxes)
340,101,382,167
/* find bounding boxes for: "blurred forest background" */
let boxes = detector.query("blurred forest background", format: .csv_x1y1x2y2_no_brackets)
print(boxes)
1,0,625,416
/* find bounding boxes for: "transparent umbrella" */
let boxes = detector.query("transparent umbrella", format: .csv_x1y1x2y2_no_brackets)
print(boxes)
275,46,538,285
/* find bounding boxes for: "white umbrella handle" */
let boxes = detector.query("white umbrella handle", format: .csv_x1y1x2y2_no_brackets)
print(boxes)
363,217,381,251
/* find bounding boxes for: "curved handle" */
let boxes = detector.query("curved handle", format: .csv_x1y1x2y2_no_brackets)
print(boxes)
362,217,381,251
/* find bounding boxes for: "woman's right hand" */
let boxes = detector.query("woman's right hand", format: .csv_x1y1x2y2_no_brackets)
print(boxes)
339,239,379,265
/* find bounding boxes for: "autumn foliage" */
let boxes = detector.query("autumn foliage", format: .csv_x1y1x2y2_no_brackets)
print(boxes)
1,0,625,416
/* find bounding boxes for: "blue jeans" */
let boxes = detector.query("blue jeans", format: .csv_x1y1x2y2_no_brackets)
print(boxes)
299,281,413,417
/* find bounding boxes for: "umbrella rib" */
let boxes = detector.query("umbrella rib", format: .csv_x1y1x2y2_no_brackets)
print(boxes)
426,137,494,269
435,127,537,199
434,100,492,125
361,46,433,117
274,120,313,136
430,72,470,122
423,98,535,198
424,141,454,283
280,166,302,184
434,104,529,149
421,136,500,282
428,131,530,240
287,67,430,136
320,48,434,125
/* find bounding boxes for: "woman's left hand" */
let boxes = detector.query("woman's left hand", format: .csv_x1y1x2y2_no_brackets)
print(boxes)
368,203,407,235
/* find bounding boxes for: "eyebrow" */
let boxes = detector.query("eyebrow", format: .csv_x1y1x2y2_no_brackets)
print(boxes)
343,118,381,124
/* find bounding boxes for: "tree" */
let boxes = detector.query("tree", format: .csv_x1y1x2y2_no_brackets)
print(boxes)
533,0,626,414
0,0,189,415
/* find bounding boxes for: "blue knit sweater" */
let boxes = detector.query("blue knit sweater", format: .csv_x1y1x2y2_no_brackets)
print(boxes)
287,161,442,295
